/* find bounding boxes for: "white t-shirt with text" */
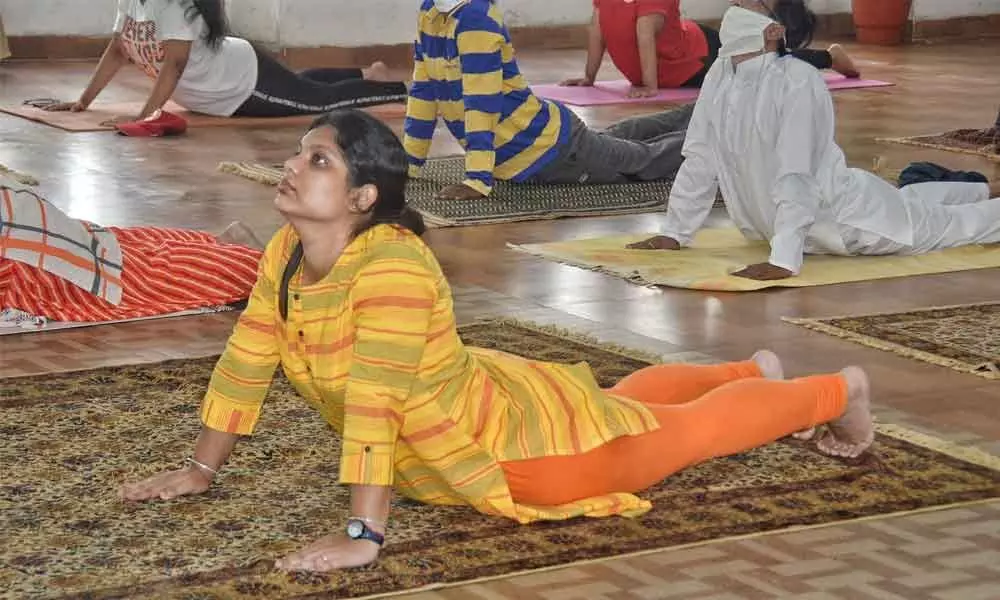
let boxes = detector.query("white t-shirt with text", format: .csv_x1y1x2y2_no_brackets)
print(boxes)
113,0,257,116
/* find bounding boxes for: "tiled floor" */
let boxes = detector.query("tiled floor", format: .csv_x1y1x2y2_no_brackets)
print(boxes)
1,38,999,599
408,501,1000,600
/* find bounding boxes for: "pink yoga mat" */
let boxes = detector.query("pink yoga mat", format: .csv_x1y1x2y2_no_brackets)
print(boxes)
0,101,406,132
532,74,894,106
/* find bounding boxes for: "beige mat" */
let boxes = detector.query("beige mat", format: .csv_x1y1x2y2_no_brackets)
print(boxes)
0,163,38,186
0,304,239,337
0,101,406,132
509,227,1000,291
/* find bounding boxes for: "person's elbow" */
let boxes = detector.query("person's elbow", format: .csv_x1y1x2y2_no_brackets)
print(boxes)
108,35,128,61
162,42,192,73
165,54,189,74
590,10,604,38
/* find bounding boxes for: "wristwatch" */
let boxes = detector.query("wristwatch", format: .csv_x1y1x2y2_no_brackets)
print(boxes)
346,518,385,546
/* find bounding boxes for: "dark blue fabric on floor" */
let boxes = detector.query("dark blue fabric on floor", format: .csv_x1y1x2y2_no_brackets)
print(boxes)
898,161,989,189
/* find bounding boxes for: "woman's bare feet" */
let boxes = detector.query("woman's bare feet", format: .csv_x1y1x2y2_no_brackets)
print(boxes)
362,61,392,82
216,221,265,250
816,366,874,458
828,44,861,79
752,350,784,380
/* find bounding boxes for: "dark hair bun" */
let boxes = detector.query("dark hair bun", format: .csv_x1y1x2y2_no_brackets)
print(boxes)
774,0,817,51
397,205,427,237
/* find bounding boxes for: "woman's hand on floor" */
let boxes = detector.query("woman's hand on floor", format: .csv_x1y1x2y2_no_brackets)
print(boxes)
435,183,486,201
41,101,86,112
626,235,680,250
627,85,658,98
559,77,594,87
120,467,212,502
731,263,795,281
275,534,380,572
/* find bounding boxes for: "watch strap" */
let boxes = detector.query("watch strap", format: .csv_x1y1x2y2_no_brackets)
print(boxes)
347,519,385,546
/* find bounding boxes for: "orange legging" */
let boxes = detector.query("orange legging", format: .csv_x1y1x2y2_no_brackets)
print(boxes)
500,361,847,506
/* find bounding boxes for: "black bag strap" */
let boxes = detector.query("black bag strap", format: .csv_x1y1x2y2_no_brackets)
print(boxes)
278,242,304,321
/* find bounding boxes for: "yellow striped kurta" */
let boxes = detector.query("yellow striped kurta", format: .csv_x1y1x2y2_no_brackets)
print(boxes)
200,224,661,523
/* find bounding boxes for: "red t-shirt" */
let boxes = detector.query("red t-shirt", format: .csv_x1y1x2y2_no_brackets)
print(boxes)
594,0,709,88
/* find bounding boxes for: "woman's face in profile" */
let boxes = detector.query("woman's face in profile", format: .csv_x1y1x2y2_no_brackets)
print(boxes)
275,126,356,224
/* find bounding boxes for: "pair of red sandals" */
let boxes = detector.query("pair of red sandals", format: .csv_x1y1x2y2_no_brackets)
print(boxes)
23,99,188,136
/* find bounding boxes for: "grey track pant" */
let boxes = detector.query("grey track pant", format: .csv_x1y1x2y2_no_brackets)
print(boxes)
529,103,694,185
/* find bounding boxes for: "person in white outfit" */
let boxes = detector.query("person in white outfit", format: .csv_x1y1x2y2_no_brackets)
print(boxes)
630,1,1000,281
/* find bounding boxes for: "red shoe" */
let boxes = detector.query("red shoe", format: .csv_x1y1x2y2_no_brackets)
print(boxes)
115,110,188,137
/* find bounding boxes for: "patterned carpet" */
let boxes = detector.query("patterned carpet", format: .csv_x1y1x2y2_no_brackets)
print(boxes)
786,303,1000,380
218,157,671,227
3,320,999,600
878,127,1000,162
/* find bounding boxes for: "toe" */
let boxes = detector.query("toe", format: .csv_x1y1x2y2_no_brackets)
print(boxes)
816,429,872,459
792,426,817,441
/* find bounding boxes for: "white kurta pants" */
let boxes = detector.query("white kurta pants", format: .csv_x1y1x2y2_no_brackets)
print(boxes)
844,182,1000,255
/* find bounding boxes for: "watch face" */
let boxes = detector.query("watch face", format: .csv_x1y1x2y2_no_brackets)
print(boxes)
346,521,364,538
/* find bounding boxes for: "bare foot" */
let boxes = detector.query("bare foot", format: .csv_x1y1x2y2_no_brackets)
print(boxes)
828,44,860,79
363,61,391,82
816,366,874,458
751,350,784,380
216,221,265,250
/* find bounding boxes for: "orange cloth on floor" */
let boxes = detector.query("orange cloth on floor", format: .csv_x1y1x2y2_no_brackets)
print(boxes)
500,361,847,507
0,226,261,322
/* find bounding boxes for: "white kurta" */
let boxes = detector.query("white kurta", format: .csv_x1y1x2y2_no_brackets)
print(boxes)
661,52,1000,274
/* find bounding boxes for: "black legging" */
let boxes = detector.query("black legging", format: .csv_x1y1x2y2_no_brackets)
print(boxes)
682,24,833,88
233,47,408,117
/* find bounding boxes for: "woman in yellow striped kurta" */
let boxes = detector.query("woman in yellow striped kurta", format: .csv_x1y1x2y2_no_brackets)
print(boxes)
121,108,874,573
